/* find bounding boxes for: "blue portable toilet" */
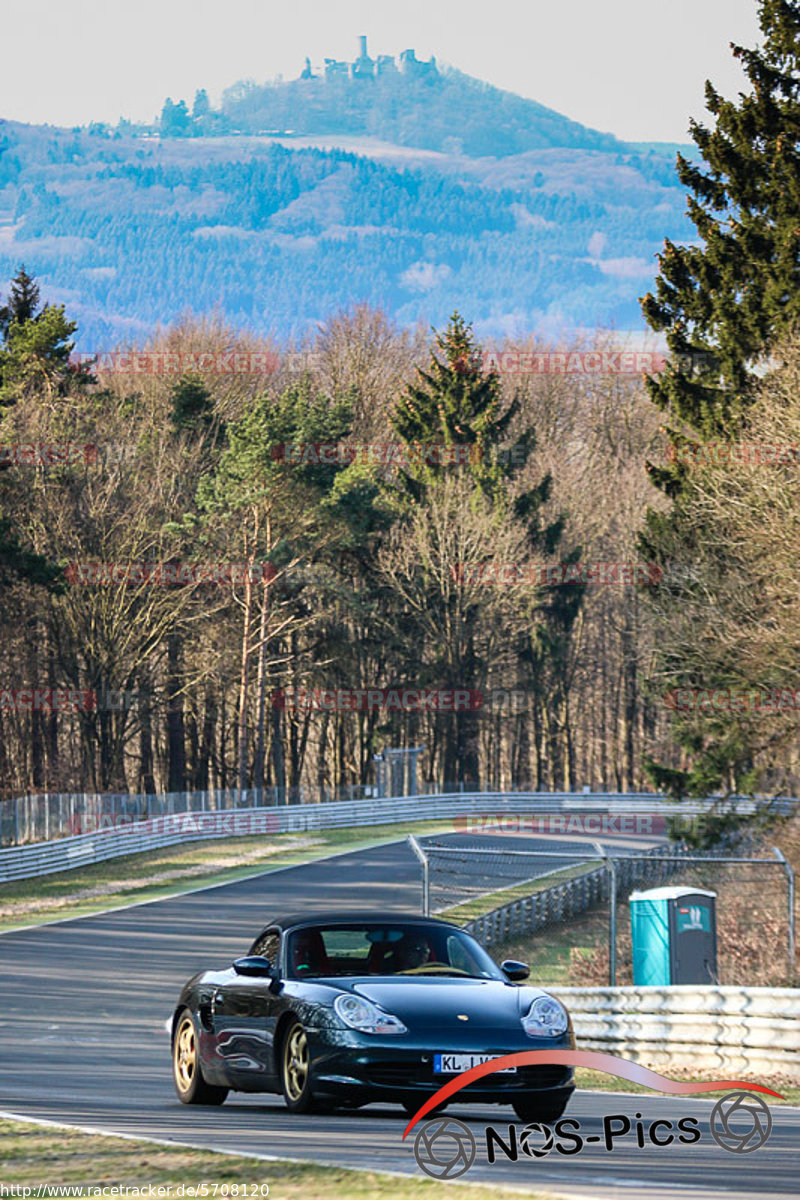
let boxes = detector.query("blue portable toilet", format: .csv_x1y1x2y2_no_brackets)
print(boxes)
630,886,717,985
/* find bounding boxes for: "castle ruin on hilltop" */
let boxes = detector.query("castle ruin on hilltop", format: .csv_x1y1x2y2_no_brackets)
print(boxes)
300,36,437,82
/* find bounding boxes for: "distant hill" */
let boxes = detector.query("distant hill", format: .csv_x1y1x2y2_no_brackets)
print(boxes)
208,64,626,158
0,65,693,348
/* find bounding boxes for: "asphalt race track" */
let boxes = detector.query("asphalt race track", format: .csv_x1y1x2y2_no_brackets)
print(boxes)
1,833,797,1199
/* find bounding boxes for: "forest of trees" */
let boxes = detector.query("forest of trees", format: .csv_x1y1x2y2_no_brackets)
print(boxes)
0,288,796,802
0,291,668,798
0,0,797,805
0,119,691,347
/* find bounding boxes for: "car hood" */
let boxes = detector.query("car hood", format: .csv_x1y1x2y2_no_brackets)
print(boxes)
336,977,554,1027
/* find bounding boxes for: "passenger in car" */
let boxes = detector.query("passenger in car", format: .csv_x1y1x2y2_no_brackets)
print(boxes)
290,930,330,975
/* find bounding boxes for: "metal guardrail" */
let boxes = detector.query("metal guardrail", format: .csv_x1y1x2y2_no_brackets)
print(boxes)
0,791,790,884
550,986,800,1079
3,786,793,848
1,785,381,845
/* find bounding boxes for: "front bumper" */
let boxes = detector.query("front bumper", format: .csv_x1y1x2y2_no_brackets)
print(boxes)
308,1028,574,1105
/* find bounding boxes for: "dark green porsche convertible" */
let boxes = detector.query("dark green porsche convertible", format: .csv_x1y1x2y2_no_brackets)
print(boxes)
171,910,575,1122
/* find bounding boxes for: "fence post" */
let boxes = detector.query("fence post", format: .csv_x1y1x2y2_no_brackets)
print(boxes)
607,855,618,986
772,847,796,984
407,835,430,916
590,841,617,985
590,840,617,986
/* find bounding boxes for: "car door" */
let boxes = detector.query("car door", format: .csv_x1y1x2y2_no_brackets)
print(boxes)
211,929,282,1089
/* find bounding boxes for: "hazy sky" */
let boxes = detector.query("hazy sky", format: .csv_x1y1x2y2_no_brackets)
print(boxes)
2,0,762,141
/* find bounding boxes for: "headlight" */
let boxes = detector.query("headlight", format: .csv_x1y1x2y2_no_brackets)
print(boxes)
521,996,569,1038
334,993,407,1035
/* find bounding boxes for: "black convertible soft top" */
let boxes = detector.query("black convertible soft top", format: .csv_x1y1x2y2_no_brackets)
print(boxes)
255,911,462,936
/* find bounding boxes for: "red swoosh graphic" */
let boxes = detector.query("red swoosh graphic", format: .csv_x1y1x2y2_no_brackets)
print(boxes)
401,1049,784,1139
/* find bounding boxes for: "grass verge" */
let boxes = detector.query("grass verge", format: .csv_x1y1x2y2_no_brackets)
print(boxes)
489,907,608,987
439,863,593,928
0,1117,553,1199
573,1068,800,1106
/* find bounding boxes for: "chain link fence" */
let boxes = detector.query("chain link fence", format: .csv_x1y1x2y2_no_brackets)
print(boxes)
596,851,795,989
0,784,389,846
411,835,638,913
410,836,796,988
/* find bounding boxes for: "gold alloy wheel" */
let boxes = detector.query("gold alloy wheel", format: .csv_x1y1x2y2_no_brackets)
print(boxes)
174,1017,197,1094
283,1024,309,1102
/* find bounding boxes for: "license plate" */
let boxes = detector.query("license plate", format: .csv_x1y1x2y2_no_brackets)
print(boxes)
433,1053,516,1074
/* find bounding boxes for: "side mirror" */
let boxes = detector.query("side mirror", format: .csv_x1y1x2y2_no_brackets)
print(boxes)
501,959,530,982
233,955,274,978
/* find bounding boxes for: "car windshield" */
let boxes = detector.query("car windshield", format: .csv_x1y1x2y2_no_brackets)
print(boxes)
285,923,504,980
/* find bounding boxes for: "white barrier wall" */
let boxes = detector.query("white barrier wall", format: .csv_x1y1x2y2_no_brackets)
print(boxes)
551,986,800,1080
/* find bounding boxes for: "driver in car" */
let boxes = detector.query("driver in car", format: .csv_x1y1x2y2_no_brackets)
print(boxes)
395,935,433,971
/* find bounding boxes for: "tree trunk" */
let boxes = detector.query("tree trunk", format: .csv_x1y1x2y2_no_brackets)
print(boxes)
270,702,285,801
237,525,256,793
196,687,215,791
138,672,157,796
316,709,330,800
187,707,200,789
166,632,186,792
253,585,270,795
45,632,59,787
219,692,228,791
621,600,638,792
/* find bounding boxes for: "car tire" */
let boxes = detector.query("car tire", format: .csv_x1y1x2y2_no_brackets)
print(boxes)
280,1020,317,1113
173,1010,228,1105
512,1095,570,1125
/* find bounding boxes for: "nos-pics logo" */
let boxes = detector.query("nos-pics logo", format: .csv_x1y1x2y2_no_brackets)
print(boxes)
413,1117,476,1180
412,1093,774,1180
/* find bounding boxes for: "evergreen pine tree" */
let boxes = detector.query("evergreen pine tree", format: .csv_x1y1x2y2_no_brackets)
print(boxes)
391,312,527,505
169,373,216,435
0,267,76,589
0,265,41,341
0,518,63,590
390,314,583,786
0,304,80,408
641,0,800,496
639,1,800,801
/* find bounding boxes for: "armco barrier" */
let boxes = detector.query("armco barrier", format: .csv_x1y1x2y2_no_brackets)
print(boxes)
0,792,791,884
3,788,790,848
550,986,800,1080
